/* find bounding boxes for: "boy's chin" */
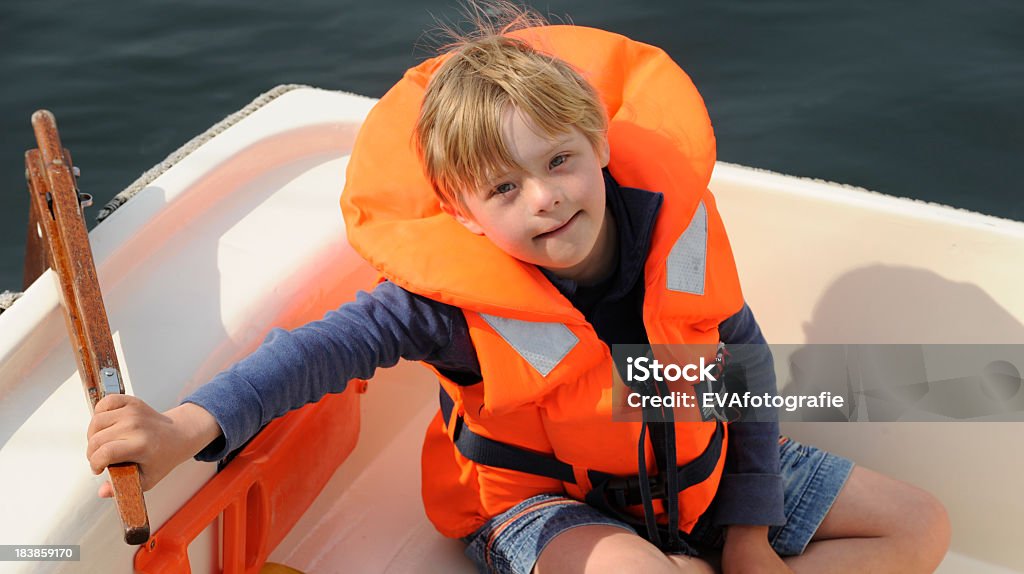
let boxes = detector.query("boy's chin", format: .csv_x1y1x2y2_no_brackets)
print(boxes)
539,256,592,281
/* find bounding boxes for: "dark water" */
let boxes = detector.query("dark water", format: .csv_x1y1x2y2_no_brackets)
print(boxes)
2,1,1022,292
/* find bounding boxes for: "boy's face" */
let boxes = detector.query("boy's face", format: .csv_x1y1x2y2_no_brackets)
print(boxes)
446,108,614,284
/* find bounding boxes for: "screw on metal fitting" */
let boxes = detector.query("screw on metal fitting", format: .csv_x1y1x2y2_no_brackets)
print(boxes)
100,367,122,395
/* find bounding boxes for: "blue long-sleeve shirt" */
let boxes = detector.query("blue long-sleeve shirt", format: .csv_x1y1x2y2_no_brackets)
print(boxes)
184,172,786,527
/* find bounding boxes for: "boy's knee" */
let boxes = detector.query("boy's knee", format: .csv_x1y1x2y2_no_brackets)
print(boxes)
922,491,952,561
900,487,952,570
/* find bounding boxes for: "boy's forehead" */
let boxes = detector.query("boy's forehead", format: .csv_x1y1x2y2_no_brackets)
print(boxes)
503,113,575,160
502,108,573,148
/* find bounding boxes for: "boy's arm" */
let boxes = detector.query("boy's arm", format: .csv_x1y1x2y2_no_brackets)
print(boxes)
713,303,786,527
184,281,462,461
88,282,461,495
716,304,793,572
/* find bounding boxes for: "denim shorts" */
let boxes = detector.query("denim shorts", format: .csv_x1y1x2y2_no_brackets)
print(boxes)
462,436,854,574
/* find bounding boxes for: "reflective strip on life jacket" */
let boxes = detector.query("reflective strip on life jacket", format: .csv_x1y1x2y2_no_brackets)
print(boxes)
479,314,579,377
667,200,708,295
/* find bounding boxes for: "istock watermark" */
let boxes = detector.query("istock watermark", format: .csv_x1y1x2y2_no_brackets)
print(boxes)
625,355,719,384
610,344,1024,423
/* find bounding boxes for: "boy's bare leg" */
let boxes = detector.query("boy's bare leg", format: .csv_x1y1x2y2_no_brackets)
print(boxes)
533,525,715,574
784,466,951,574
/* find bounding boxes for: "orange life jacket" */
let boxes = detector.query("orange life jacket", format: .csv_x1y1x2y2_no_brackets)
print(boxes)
341,25,744,542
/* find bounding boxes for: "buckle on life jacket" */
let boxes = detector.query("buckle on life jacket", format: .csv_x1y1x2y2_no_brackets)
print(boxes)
584,418,723,513
584,469,698,556
599,473,666,507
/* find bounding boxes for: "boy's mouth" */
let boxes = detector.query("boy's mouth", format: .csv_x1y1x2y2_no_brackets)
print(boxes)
535,211,580,239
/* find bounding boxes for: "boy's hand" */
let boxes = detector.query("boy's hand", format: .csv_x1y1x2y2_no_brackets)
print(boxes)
721,525,793,574
86,395,222,497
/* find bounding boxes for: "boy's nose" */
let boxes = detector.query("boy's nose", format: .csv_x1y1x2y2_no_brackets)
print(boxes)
523,179,560,213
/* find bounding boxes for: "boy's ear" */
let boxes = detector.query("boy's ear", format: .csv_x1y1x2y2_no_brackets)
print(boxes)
597,135,611,168
440,201,485,235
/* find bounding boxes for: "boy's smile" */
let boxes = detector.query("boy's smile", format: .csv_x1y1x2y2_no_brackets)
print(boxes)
448,107,617,285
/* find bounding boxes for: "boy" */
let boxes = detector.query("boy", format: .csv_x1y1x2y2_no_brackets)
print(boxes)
87,10,950,574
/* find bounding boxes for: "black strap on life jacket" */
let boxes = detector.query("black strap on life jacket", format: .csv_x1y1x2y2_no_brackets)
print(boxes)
438,386,723,553
638,376,687,553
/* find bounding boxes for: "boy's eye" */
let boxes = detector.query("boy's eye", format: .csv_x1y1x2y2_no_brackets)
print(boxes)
493,182,516,195
550,154,568,168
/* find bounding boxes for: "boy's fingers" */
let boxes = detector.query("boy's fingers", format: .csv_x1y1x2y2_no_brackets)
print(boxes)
88,441,116,474
86,423,130,459
89,438,142,474
86,408,121,438
93,393,133,414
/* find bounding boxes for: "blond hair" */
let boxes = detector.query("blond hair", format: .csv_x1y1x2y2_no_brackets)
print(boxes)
415,5,607,212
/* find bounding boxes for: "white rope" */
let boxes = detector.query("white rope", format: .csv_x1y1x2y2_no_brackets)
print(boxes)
0,290,21,313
